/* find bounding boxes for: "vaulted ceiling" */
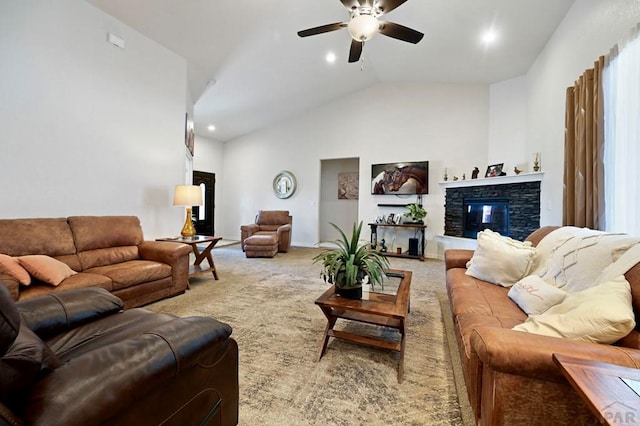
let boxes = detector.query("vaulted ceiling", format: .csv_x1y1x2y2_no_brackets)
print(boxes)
87,0,575,142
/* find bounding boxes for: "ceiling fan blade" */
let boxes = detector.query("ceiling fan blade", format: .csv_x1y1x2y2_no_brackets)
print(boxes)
297,22,347,38
378,21,424,44
375,0,408,15
348,40,363,63
340,0,360,10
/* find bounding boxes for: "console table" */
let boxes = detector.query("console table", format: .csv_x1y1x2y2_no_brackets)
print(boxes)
368,223,426,261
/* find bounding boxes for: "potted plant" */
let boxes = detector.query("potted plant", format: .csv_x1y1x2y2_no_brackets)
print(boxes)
313,221,390,299
403,203,427,224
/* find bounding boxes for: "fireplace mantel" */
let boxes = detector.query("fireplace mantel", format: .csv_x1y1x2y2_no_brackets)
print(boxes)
438,172,544,189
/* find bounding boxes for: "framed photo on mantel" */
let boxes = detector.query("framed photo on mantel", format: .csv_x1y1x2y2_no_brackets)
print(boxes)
485,163,504,178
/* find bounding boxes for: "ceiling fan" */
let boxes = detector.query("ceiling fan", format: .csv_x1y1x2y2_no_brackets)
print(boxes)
297,0,424,63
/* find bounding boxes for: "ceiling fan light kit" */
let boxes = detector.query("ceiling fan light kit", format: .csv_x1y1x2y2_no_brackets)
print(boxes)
348,14,379,41
297,0,423,63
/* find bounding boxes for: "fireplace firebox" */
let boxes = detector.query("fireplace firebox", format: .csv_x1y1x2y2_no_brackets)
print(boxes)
463,198,509,238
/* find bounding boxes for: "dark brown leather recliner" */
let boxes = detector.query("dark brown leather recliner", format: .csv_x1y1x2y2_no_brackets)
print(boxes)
0,285,239,426
240,210,292,253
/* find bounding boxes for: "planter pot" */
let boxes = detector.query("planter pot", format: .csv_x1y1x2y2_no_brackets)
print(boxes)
335,285,362,300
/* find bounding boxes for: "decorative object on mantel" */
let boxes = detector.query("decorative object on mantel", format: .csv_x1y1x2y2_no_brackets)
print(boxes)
514,166,522,175
453,176,459,181
313,221,389,300
462,173,466,180
403,203,427,224
533,152,541,172
443,168,448,181
472,167,479,179
485,163,504,178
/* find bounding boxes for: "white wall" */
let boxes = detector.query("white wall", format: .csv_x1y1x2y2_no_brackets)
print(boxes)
193,134,225,235
523,0,640,225
220,83,489,257
488,76,528,174
0,0,188,238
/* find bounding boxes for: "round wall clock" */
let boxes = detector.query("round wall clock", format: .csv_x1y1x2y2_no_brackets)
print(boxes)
273,171,296,199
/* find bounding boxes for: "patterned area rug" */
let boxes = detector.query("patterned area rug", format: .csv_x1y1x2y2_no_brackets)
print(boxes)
146,245,472,426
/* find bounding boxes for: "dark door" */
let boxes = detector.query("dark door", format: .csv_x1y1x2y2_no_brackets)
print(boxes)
192,171,215,235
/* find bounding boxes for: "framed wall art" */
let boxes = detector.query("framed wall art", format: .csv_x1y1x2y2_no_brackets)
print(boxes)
185,113,195,156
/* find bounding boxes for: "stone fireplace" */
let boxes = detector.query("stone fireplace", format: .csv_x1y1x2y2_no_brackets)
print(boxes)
441,173,542,241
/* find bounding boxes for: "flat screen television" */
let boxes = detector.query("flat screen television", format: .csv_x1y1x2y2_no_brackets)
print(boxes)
371,161,429,195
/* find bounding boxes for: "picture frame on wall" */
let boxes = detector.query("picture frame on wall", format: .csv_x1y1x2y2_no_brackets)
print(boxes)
485,163,504,178
185,113,195,156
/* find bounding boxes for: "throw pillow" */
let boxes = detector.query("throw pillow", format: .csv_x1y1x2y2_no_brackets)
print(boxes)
508,275,567,315
512,275,636,344
465,230,536,287
0,254,31,285
18,255,77,286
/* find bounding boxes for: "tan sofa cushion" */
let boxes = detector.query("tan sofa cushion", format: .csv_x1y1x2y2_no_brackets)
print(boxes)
0,218,76,257
19,273,113,301
77,246,139,271
68,216,143,252
86,261,171,291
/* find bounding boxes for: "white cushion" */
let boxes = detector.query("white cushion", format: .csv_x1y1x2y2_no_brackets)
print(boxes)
512,275,636,344
465,230,536,287
508,275,567,315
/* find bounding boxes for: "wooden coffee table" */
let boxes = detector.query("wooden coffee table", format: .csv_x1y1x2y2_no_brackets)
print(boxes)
553,353,640,425
314,269,412,383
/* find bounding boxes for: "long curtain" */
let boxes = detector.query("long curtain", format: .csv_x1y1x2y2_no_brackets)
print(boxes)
563,56,605,229
603,24,640,236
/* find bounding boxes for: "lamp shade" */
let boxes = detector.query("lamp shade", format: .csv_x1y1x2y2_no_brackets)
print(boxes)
348,14,379,41
173,185,203,206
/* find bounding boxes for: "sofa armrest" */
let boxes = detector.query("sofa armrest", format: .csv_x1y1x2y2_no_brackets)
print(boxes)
444,249,474,270
139,241,191,295
277,224,292,252
138,241,191,265
471,325,640,382
17,288,124,339
0,274,19,301
24,317,233,425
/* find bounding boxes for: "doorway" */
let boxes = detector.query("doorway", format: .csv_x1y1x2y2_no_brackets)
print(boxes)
193,170,215,236
319,158,360,243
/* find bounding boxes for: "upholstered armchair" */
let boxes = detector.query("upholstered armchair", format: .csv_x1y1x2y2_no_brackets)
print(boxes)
240,210,292,253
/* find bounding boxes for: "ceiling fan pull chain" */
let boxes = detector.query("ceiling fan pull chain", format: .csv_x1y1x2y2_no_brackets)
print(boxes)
360,42,366,71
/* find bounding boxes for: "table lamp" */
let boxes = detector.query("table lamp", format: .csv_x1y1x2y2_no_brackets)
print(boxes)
173,185,203,237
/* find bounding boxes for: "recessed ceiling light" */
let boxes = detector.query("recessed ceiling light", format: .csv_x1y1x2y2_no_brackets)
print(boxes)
481,29,497,45
207,125,216,132
326,52,336,63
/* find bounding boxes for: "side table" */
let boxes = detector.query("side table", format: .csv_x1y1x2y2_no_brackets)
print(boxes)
157,235,222,280
553,353,640,425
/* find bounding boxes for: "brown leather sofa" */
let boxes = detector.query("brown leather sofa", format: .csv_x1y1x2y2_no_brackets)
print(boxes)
0,285,238,426
240,210,292,256
445,226,640,425
0,216,191,308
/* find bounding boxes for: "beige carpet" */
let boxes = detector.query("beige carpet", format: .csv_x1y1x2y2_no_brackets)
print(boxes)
146,245,473,426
